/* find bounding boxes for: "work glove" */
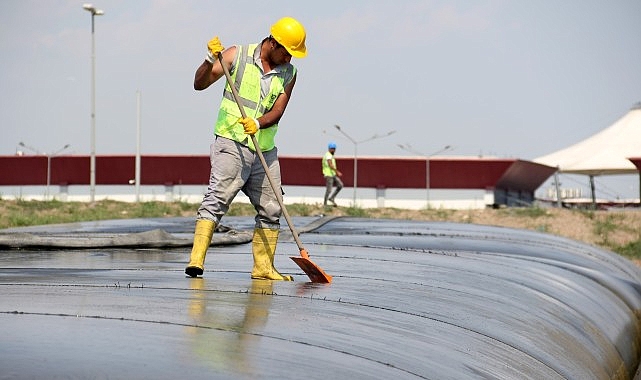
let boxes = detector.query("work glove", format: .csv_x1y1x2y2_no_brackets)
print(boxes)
205,36,224,63
238,117,259,135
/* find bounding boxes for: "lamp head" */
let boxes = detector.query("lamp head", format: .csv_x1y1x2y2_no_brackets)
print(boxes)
83,4,104,15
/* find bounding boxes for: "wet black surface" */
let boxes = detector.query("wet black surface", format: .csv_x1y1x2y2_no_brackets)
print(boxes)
1,216,641,379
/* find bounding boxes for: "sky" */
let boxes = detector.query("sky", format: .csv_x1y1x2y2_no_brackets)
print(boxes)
1,0,640,199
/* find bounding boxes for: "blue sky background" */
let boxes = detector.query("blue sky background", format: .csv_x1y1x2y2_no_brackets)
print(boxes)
1,1,640,199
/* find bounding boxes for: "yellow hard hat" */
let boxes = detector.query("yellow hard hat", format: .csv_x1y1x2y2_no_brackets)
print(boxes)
270,17,307,58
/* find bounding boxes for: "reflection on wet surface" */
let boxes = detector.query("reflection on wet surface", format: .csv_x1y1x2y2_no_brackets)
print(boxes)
1,216,641,379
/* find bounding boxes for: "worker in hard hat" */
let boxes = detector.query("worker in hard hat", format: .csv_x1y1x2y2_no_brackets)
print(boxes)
322,142,343,207
186,17,307,280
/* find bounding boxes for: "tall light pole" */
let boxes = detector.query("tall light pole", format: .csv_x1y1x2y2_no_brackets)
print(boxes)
83,3,104,203
135,90,142,202
19,142,71,200
334,125,396,206
398,144,452,208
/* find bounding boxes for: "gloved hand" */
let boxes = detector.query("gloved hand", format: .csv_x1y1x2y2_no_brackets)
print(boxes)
238,117,259,135
205,36,224,63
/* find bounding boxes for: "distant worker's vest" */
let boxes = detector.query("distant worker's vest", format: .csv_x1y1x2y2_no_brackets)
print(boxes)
214,43,296,152
322,151,337,176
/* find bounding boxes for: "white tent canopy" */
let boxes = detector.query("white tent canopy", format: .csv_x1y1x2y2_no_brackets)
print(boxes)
535,103,641,175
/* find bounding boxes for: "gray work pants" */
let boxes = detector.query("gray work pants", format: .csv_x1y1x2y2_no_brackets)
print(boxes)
197,136,281,229
324,175,343,204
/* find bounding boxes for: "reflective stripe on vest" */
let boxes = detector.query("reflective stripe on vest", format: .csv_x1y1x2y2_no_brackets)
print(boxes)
214,43,296,151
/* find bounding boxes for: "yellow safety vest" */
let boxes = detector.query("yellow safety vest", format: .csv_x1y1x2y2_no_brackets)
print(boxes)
322,151,336,176
214,43,296,151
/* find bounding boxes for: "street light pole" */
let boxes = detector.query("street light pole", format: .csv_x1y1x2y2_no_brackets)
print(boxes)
334,125,396,206
83,3,104,203
398,144,452,208
46,144,71,200
19,142,70,200
135,90,142,202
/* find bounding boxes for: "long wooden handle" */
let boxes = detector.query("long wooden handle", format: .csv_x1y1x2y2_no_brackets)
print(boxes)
216,52,307,254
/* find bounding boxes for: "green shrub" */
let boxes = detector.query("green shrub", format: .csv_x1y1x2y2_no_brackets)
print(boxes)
345,206,368,217
594,214,621,246
614,238,641,259
287,203,315,216
226,202,256,216
505,207,548,218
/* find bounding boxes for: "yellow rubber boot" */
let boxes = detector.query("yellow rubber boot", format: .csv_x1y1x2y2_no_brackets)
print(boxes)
251,228,293,281
185,219,216,277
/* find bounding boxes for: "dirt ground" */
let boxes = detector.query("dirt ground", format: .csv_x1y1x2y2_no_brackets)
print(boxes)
2,199,639,261
317,205,641,252
326,205,641,266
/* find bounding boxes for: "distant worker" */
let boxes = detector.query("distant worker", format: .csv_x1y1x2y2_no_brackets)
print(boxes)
185,17,308,281
322,142,343,207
